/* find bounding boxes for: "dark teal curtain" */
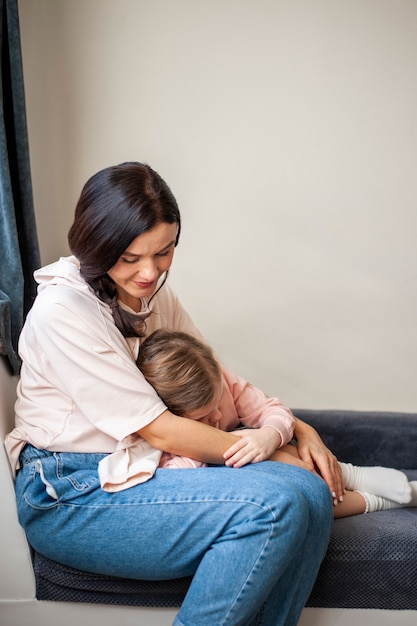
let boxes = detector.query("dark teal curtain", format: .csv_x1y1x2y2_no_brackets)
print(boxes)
0,0,40,374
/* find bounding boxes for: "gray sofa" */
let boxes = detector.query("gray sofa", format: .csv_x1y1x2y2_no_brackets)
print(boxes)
31,409,417,611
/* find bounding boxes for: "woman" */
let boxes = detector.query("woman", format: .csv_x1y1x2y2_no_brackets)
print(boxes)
137,328,416,517
6,162,336,626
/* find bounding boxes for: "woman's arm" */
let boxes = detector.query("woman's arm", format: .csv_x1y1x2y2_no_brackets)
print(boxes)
138,410,241,465
292,417,344,502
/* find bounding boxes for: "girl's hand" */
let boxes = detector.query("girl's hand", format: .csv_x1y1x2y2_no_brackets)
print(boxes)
223,427,281,468
293,417,344,504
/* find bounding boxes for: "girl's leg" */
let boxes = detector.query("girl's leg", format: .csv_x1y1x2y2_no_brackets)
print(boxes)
269,444,314,472
273,444,414,517
269,448,406,518
333,490,367,518
333,485,417,518
339,462,411,503
15,446,332,626
354,481,417,514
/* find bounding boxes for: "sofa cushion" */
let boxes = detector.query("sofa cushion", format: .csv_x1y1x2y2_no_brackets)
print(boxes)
33,505,417,610
307,507,417,609
33,551,191,607
295,409,417,469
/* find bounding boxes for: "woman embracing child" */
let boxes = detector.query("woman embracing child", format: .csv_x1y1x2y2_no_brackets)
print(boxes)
138,328,417,518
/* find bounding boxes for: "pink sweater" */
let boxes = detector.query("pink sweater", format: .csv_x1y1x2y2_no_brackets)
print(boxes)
159,367,295,468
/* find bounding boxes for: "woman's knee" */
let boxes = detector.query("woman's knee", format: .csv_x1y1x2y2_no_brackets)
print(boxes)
240,462,333,527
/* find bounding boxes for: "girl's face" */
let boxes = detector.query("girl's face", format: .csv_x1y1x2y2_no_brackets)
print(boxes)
107,222,177,311
184,385,223,427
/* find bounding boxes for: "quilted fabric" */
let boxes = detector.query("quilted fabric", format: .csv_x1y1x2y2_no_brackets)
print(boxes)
294,409,417,469
33,552,190,607
306,508,417,609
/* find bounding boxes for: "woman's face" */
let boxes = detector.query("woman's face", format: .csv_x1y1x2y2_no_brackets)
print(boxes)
107,222,177,311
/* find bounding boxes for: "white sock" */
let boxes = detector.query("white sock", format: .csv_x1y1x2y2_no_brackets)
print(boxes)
409,481,417,505
340,462,412,504
359,481,417,513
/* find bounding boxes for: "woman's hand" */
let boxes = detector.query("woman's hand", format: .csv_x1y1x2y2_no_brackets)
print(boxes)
293,417,344,504
223,427,282,467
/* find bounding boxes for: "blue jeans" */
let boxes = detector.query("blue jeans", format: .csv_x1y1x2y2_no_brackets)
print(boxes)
15,445,332,626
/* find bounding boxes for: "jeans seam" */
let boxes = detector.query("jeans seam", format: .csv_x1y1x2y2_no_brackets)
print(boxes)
222,521,273,625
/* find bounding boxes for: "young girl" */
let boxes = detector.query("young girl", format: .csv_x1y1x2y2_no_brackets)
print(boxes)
138,328,417,518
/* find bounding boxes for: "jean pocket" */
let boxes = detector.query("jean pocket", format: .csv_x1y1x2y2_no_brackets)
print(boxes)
22,459,60,511
54,452,100,492
20,453,101,512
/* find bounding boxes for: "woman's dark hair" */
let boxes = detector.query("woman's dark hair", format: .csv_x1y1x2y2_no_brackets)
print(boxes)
68,162,181,338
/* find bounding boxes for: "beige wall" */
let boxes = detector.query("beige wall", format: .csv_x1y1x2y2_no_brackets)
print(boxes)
18,0,417,412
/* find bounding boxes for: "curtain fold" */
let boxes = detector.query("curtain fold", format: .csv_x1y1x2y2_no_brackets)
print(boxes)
0,0,40,374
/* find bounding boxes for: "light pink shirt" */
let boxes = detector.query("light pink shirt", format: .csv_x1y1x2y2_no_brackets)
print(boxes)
159,368,295,468
5,256,199,480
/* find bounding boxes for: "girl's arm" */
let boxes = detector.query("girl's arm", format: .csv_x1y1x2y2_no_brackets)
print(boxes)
138,410,241,465
221,368,295,443
218,368,295,467
223,427,282,467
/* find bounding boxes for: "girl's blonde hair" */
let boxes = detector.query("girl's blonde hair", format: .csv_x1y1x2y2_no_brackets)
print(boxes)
137,329,222,415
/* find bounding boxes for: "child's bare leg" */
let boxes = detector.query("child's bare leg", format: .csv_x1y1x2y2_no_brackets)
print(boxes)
335,486,417,518
268,444,314,472
270,445,417,518
332,491,366,518
270,446,365,518
278,447,411,501
271,444,303,460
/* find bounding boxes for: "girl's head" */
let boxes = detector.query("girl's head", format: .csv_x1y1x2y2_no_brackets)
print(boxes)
138,329,223,422
68,162,181,336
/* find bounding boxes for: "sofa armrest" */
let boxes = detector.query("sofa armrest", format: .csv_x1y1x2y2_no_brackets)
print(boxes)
292,409,417,469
